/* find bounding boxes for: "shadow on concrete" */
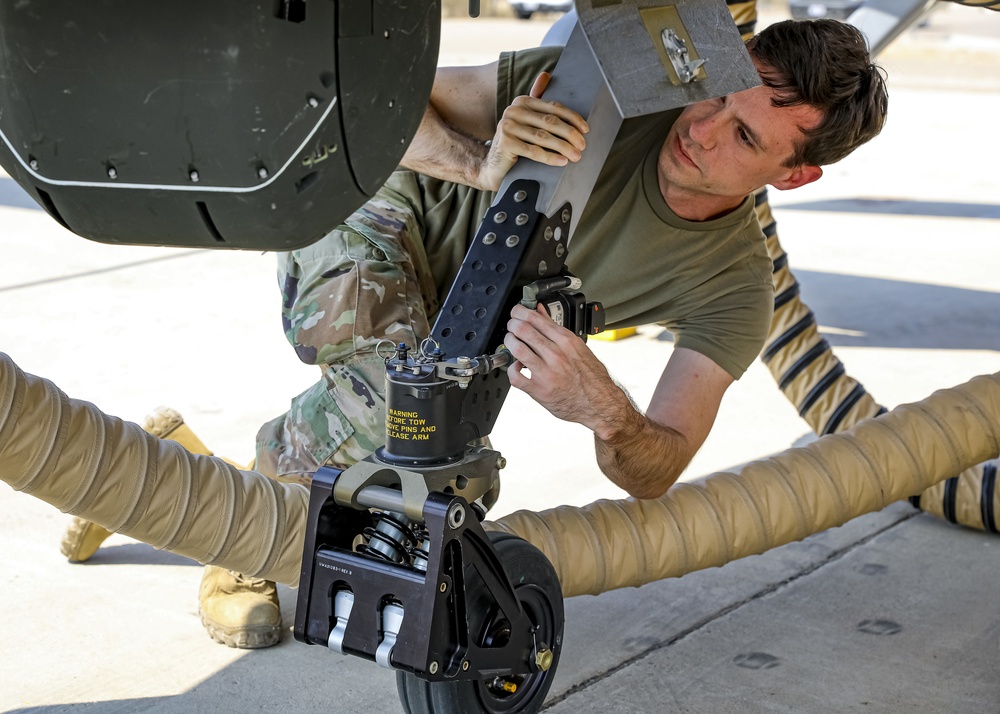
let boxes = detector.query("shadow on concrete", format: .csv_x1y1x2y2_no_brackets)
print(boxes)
7,626,402,714
777,197,1000,220
786,269,1000,351
77,542,202,568
657,270,1000,352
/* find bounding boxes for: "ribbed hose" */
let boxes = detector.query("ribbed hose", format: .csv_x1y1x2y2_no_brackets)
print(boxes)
3,354,998,597
0,352,309,587
490,371,1000,597
756,192,1000,534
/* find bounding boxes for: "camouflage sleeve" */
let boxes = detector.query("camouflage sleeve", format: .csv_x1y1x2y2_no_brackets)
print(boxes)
276,172,435,367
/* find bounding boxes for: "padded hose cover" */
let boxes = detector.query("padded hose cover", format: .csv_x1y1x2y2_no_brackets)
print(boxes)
0,351,309,586
490,372,1000,597
3,351,998,596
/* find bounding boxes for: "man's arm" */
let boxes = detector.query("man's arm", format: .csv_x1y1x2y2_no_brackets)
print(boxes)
504,305,732,499
400,64,589,191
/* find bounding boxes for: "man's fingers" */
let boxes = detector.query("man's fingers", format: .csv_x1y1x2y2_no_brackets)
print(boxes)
509,96,589,139
529,71,551,99
502,331,542,372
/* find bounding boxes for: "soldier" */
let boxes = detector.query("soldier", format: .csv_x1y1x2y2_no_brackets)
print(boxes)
63,18,888,649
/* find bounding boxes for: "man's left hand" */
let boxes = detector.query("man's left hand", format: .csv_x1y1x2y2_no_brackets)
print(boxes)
504,304,629,440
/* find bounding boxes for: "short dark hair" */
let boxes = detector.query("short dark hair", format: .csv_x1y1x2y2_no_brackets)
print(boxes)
747,19,889,168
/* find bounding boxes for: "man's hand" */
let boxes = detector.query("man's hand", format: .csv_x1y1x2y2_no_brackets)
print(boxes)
504,303,627,440
504,305,735,500
402,65,589,191
478,72,590,191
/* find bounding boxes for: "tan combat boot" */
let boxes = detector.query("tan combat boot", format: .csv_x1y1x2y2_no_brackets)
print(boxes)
199,565,282,649
60,406,203,562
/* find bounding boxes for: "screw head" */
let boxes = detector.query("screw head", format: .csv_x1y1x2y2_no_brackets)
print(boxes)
513,190,527,202
429,661,439,675
538,260,548,274
505,235,519,248
107,166,118,179
257,166,269,179
28,159,38,171
555,244,565,258
493,211,507,224
544,226,554,241
515,212,529,225
439,582,448,593
307,96,320,108
483,232,497,245
561,208,571,224
462,660,470,671
189,170,200,182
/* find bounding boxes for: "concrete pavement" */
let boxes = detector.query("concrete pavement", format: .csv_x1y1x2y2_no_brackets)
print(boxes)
2,6,999,713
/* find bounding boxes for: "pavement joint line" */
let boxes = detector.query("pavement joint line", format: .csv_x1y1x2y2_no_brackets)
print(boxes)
542,506,921,710
0,249,204,293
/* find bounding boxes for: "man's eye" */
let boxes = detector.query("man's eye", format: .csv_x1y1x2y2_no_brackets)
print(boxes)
738,128,753,147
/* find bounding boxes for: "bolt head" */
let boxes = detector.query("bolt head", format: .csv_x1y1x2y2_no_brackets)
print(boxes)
535,648,554,671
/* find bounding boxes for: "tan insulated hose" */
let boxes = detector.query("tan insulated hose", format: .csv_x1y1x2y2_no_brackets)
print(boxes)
0,351,309,587
755,193,1000,534
3,351,998,597
490,371,1000,597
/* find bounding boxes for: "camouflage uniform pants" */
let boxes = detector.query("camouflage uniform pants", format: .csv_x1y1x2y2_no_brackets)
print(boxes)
255,172,441,484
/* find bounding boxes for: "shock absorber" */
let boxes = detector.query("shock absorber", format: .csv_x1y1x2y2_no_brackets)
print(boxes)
358,510,418,564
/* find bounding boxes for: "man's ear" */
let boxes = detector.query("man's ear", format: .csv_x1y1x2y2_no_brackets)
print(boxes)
771,165,823,191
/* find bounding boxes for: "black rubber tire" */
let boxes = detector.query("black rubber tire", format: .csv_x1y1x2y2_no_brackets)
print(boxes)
396,532,564,714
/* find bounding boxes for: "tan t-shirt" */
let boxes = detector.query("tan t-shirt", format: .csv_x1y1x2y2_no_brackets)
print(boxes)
411,47,773,379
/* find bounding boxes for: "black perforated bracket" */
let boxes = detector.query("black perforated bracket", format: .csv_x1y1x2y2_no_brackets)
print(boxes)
431,179,572,359
428,179,573,442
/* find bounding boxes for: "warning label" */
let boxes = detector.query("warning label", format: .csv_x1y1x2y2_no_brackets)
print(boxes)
386,408,438,441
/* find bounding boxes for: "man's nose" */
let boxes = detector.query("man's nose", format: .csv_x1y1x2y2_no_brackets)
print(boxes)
688,110,721,149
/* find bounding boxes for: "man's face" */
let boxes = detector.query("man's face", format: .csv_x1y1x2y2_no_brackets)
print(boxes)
658,69,823,220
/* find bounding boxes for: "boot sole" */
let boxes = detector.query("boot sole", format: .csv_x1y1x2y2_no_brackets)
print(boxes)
60,518,112,563
200,614,282,649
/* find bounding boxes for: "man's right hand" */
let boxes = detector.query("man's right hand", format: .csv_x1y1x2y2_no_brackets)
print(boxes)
402,65,590,191
478,71,590,191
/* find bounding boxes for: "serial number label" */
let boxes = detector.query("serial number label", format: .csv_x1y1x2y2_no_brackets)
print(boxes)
386,408,438,441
